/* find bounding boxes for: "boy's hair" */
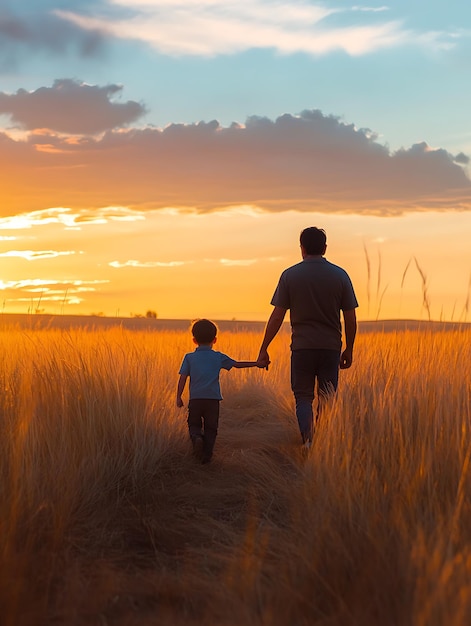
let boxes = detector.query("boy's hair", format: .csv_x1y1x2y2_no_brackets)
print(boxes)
192,319,218,344
300,227,327,255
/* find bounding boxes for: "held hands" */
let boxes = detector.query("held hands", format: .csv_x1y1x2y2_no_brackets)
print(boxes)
256,360,270,370
256,349,271,370
176,396,184,408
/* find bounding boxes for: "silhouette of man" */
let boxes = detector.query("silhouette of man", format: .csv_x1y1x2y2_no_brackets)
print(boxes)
257,227,358,447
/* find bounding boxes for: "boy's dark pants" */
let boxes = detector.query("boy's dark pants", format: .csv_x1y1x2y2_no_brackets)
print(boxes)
188,398,220,460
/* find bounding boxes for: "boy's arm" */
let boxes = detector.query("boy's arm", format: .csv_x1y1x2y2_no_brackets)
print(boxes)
176,374,188,407
232,360,266,369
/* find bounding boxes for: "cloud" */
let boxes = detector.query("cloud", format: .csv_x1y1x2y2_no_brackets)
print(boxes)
0,207,145,230
0,278,109,290
56,0,404,56
454,153,470,165
219,258,257,267
0,277,110,306
352,6,390,13
55,1,412,57
0,108,470,217
217,256,283,265
0,8,105,68
0,250,78,261
74,206,147,222
0,80,146,134
109,259,188,268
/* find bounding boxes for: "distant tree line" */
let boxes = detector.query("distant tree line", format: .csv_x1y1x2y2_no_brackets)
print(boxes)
130,310,158,319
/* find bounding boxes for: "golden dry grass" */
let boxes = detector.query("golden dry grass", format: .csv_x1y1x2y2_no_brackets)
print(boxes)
0,324,470,625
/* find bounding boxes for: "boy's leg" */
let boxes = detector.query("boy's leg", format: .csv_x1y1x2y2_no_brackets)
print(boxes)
187,399,204,446
201,399,220,463
188,399,205,460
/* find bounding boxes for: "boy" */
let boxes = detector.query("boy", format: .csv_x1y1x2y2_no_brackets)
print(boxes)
176,318,263,464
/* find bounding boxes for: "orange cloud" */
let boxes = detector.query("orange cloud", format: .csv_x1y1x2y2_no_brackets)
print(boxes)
0,278,110,306
0,109,470,217
0,207,145,229
0,250,78,261
109,260,188,268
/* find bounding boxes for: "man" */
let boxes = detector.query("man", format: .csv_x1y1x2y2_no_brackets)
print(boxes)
257,227,358,448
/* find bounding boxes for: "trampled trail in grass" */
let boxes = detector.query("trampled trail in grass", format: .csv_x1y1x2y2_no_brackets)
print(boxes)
1,325,470,625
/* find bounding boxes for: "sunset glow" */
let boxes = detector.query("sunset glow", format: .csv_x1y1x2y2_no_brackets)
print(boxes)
1,1,470,321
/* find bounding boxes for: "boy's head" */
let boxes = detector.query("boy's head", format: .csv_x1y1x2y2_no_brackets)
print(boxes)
192,318,218,345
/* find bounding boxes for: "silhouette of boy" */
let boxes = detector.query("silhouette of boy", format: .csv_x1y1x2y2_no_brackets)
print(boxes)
176,318,263,464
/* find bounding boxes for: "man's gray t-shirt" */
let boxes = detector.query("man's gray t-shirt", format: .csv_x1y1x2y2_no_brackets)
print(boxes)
271,258,358,351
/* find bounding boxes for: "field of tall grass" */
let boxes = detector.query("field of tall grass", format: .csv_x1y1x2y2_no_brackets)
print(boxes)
1,323,470,625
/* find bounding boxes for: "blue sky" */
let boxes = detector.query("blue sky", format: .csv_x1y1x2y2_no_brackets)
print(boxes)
0,1,470,320
3,0,471,155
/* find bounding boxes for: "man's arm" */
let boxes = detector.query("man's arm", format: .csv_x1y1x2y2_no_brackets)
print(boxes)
340,308,357,369
176,374,188,407
257,306,287,366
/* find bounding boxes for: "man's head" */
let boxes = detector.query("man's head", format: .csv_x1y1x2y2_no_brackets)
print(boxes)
192,318,218,345
300,227,327,256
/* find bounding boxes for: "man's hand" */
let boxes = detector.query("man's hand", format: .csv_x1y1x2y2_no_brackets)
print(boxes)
176,397,184,408
256,359,271,370
257,349,270,370
339,349,353,369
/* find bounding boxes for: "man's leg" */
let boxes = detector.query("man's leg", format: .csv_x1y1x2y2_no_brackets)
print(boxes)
291,350,316,443
201,399,220,463
316,350,340,421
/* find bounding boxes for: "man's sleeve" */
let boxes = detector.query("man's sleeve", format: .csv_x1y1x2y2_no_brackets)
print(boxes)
341,273,359,311
179,354,190,375
270,272,290,309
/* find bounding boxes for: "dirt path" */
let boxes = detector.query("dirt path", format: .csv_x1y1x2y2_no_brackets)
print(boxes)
48,402,305,625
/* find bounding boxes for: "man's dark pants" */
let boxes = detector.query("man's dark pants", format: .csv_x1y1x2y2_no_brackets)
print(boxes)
187,398,220,460
291,349,340,441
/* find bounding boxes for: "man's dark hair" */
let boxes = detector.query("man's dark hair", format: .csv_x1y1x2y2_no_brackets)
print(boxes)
192,319,218,344
300,227,327,255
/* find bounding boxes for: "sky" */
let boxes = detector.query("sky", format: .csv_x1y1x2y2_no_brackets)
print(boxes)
0,0,470,322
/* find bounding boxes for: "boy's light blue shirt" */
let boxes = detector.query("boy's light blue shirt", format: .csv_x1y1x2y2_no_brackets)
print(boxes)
179,345,235,400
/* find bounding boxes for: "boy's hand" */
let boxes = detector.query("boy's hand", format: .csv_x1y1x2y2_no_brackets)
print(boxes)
176,397,184,408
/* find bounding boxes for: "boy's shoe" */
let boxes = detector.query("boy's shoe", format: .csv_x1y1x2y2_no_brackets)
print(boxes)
201,454,212,465
192,436,204,460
